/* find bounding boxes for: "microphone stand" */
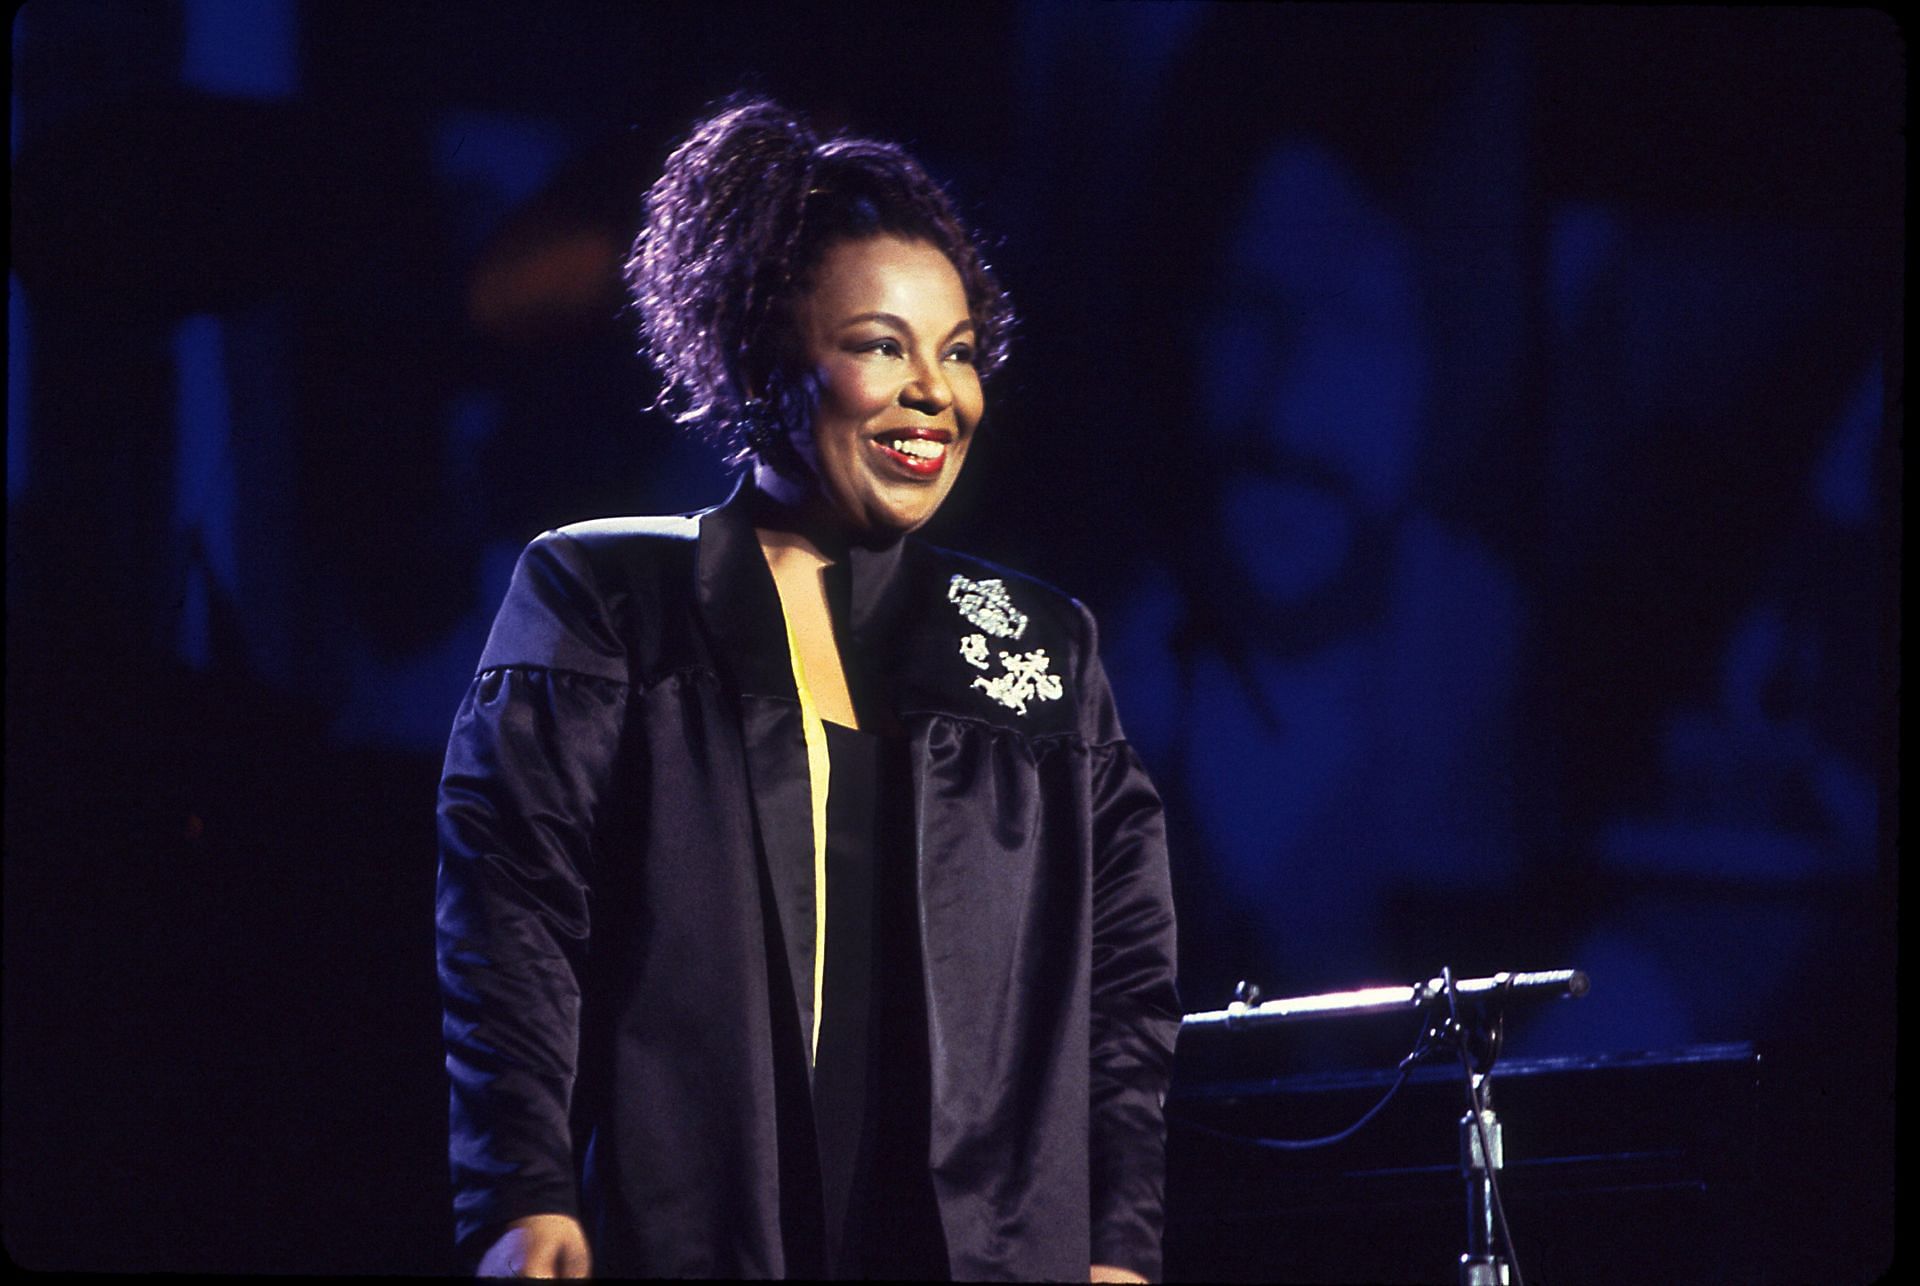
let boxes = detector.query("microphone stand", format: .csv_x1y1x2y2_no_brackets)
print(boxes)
1459,1064,1505,1286
1183,968,1589,1286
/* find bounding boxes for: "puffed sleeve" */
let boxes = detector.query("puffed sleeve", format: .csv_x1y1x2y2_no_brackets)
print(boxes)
1076,601,1182,1279
435,531,631,1259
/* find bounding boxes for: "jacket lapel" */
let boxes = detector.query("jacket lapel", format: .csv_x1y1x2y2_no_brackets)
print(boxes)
694,482,821,1074
839,535,914,734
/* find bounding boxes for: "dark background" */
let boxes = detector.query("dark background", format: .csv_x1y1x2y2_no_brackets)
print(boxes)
6,2,1900,1278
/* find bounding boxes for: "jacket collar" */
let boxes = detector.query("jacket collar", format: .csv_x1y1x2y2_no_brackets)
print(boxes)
694,478,796,702
694,476,918,721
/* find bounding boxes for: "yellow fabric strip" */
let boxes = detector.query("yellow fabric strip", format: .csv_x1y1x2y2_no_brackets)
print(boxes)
775,598,831,1065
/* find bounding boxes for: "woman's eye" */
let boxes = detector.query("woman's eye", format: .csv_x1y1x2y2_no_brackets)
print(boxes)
946,345,977,365
860,339,903,357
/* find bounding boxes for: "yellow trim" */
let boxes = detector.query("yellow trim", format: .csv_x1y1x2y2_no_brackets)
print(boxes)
776,598,831,1065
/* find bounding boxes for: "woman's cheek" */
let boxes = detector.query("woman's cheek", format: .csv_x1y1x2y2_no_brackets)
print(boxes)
844,364,899,417
956,372,985,432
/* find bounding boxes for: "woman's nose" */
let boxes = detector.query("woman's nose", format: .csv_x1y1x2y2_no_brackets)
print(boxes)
899,359,954,415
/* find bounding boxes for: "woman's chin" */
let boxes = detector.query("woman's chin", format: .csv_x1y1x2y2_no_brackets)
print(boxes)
845,507,926,544
835,478,950,540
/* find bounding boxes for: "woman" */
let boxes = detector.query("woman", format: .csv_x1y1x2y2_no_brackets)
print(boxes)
437,97,1178,1282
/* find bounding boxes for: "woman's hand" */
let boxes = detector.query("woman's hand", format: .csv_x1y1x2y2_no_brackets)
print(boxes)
477,1213,592,1278
1091,1265,1149,1283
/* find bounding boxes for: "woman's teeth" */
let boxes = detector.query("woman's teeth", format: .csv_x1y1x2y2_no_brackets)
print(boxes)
885,438,945,460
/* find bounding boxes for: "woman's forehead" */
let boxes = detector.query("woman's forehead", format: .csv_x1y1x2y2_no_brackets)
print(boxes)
805,236,970,326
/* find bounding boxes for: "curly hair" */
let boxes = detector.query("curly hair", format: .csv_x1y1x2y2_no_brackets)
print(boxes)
625,95,1015,468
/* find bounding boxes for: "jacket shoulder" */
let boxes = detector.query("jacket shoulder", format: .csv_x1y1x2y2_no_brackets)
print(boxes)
908,543,1108,738
536,512,704,590
478,513,704,679
546,512,700,552
919,544,1089,636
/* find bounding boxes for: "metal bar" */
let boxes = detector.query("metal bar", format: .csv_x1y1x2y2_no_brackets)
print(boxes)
1182,969,1588,1032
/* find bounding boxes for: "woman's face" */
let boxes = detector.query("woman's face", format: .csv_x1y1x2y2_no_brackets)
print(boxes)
778,234,984,539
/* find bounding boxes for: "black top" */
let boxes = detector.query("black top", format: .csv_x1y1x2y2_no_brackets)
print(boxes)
814,720,948,1279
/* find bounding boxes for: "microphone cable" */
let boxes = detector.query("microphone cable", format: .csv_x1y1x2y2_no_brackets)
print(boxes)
1168,1007,1429,1151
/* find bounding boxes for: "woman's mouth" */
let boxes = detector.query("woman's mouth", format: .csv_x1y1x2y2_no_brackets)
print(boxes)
870,430,952,479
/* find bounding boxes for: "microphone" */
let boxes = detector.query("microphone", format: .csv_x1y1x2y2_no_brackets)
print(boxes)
1182,968,1589,1032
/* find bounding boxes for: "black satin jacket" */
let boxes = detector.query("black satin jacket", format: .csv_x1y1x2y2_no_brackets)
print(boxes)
436,483,1180,1280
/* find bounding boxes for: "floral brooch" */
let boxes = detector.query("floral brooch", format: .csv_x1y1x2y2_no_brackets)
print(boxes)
949,574,1063,716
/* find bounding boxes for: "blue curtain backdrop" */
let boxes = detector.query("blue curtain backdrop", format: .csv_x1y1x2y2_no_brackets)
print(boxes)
6,1,1898,1276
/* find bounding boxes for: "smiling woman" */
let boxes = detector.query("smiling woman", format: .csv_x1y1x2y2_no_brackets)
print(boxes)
780,235,984,534
435,96,1178,1282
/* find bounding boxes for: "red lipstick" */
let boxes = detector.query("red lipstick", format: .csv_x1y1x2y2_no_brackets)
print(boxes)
870,428,953,479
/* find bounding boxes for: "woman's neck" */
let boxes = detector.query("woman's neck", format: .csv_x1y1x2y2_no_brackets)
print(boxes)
747,468,852,564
